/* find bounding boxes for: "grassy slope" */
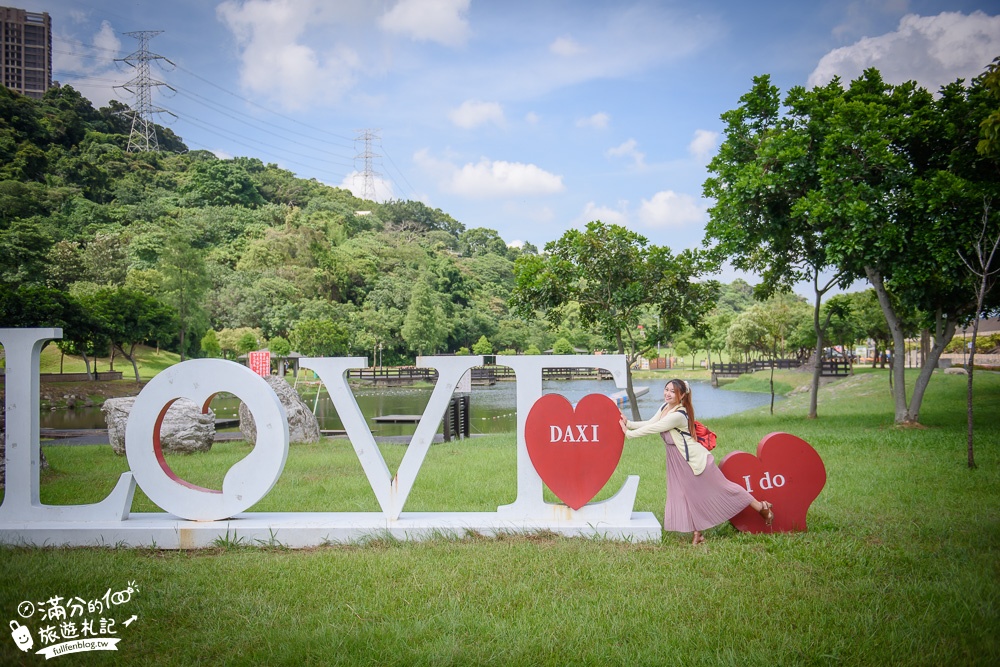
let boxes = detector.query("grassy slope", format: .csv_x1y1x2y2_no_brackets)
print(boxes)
1,370,998,665
36,343,181,380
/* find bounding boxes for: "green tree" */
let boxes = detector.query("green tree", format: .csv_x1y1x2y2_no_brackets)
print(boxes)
401,278,450,356
237,330,260,355
472,335,493,355
551,337,575,354
978,55,1000,156
0,219,52,285
183,159,265,207
703,74,851,419
813,72,999,424
707,67,1000,424
460,227,508,257
511,221,715,418
201,329,222,358
268,335,291,357
84,287,176,381
743,294,811,412
159,230,210,360
290,318,349,357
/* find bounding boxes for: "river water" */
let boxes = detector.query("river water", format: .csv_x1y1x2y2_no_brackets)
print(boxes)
41,377,776,437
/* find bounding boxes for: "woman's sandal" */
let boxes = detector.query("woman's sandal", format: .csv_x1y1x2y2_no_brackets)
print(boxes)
758,501,774,526
692,531,706,545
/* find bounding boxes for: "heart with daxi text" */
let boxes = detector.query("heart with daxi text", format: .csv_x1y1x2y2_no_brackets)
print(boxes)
525,393,625,510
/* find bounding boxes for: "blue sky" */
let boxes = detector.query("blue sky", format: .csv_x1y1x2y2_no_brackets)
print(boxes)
19,0,1000,289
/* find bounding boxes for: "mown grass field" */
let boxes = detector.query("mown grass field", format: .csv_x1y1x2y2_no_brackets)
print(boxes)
34,343,181,381
1,369,998,665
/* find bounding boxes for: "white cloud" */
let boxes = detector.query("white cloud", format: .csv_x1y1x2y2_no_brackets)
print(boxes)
689,129,719,161
638,191,706,228
379,0,470,47
449,100,505,129
606,139,646,169
448,158,564,198
339,170,395,203
525,111,540,125
809,11,1000,91
52,21,123,105
216,0,365,109
577,112,610,129
550,36,586,57
579,201,630,227
415,149,563,199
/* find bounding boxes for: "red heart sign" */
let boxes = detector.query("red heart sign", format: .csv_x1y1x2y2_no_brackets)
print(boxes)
525,393,625,510
719,432,826,533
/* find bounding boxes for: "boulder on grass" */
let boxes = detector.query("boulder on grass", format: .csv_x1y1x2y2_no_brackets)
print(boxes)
102,397,215,456
239,375,320,445
944,367,968,376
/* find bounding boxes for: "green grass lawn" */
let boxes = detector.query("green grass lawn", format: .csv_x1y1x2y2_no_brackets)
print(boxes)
37,343,181,381
2,370,998,665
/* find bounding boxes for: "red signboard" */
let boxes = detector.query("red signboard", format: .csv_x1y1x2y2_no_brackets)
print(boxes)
247,350,271,377
719,432,826,533
525,394,625,510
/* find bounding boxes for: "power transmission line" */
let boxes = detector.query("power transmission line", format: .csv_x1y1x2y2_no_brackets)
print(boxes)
54,35,415,197
114,31,174,152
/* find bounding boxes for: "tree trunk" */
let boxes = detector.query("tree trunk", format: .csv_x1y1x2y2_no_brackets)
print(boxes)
966,317,979,469
867,266,911,423
808,277,832,420
120,344,141,382
769,348,776,415
906,309,956,425
82,352,93,381
617,332,640,420
958,205,1000,469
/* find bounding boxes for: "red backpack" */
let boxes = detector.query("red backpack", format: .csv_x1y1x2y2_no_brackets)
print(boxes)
676,409,717,453
693,421,717,451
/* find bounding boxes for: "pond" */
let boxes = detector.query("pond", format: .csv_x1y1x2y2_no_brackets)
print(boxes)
40,377,778,437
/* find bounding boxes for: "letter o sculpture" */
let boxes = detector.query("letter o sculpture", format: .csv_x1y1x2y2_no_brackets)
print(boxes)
125,359,289,521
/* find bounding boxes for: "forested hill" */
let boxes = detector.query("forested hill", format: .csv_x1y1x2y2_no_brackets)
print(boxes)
0,83,563,365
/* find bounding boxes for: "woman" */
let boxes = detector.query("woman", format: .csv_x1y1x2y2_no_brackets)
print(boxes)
620,379,774,545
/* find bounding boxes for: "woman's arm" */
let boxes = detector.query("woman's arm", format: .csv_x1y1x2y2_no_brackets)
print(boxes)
623,409,686,439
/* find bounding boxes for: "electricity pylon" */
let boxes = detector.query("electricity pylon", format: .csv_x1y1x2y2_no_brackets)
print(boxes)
115,30,174,152
354,129,382,201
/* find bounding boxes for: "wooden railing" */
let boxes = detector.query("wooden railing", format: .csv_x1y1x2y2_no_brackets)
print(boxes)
820,359,850,377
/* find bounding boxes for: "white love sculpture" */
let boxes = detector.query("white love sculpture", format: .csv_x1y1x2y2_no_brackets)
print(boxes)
0,328,660,547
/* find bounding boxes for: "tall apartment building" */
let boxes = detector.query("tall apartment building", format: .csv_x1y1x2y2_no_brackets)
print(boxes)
1,6,52,99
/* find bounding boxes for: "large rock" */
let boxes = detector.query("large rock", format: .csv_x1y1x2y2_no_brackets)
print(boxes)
239,375,320,445
102,397,215,456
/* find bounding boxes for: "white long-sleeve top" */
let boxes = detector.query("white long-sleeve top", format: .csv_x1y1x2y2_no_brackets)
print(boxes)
624,403,708,475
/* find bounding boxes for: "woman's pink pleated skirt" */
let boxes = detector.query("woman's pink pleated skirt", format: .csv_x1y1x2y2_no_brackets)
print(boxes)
662,432,755,532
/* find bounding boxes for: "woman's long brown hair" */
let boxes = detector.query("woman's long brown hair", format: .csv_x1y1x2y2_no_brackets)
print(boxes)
668,379,696,435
